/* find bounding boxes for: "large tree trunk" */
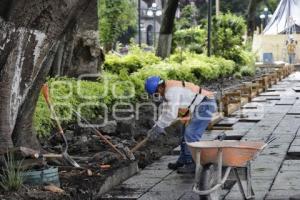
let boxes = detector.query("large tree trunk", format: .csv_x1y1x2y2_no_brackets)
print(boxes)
155,0,179,59
247,0,263,37
0,0,93,151
49,0,104,78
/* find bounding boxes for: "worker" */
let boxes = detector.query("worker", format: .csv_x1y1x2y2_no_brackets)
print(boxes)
286,38,298,64
145,76,216,173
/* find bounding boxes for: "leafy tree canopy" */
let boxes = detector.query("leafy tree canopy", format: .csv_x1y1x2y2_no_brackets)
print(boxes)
98,0,137,51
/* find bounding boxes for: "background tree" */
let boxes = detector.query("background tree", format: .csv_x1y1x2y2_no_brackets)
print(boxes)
98,0,137,52
156,0,180,58
176,4,199,29
247,0,263,36
0,0,93,151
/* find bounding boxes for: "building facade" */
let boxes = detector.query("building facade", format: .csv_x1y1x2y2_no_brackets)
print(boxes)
138,0,163,46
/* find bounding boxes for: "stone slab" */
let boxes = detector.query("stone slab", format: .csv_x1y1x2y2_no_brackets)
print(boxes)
280,160,300,171
276,98,296,105
287,106,300,115
271,171,300,190
265,189,300,200
138,191,186,200
259,92,281,96
288,145,300,155
215,117,239,127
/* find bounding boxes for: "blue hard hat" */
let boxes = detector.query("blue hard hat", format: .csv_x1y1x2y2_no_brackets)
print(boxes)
145,76,161,95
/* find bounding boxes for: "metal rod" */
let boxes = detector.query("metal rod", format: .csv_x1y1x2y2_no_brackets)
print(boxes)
153,14,156,47
217,148,223,184
234,168,247,199
194,151,202,185
207,0,212,57
138,0,141,47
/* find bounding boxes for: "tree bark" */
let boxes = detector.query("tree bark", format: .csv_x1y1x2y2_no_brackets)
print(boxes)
0,0,93,151
156,0,179,59
247,0,263,37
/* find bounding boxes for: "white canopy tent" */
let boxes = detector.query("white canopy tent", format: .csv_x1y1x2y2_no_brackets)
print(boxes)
264,0,300,35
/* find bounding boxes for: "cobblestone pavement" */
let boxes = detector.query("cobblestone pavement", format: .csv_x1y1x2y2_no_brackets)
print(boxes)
101,72,300,200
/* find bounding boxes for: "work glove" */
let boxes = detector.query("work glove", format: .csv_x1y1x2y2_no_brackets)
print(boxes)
147,124,166,141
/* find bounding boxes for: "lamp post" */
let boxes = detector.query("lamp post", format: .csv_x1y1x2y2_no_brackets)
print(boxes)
259,7,272,33
207,0,212,57
147,2,162,47
138,0,141,47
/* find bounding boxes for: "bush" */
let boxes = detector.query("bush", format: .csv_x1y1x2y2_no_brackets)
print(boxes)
34,46,248,137
173,27,206,54
240,65,255,76
0,153,23,191
211,13,247,64
103,44,161,74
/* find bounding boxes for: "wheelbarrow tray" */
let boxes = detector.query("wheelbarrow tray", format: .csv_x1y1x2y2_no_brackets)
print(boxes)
188,140,265,167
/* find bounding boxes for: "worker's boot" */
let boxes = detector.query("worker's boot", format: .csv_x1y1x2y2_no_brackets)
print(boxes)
167,161,184,170
177,162,195,174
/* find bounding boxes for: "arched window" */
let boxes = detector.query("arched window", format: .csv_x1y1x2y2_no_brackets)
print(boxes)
146,25,153,46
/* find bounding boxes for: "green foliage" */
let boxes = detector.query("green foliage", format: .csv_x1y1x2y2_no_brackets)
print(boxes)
176,5,199,29
173,27,206,54
98,0,137,50
211,13,247,64
0,153,23,191
240,65,256,76
233,71,242,79
103,45,161,74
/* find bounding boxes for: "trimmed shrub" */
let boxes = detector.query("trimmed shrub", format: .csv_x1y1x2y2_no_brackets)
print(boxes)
211,13,247,64
173,26,206,54
103,44,161,74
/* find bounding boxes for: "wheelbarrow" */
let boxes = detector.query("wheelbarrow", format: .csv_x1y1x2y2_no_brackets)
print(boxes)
187,140,268,200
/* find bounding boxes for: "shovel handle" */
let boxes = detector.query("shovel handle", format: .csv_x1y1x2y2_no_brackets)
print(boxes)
42,84,50,105
130,135,150,153
41,83,64,134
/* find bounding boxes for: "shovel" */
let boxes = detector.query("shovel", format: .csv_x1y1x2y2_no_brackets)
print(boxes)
71,109,131,160
42,84,80,168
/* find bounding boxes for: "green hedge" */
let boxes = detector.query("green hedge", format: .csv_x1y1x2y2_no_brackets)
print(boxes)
34,51,238,136
103,45,161,74
173,26,207,54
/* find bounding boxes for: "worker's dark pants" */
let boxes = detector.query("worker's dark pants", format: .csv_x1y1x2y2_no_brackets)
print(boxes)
177,97,217,164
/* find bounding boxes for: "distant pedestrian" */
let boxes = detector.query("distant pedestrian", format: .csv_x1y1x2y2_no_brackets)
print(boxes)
286,38,298,64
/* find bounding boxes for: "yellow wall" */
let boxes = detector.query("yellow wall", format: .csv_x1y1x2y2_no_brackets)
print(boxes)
252,34,300,62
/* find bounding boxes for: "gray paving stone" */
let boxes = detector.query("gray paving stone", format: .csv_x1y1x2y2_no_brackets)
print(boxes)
179,192,200,200
291,138,300,146
144,156,177,170
138,169,173,178
288,145,300,154
232,122,257,131
223,129,248,139
271,171,300,190
287,106,300,115
150,181,192,192
100,189,143,199
138,190,185,200
266,190,300,200
164,171,194,182
276,98,296,105
252,96,267,102
259,92,281,96
123,176,162,189
280,160,300,171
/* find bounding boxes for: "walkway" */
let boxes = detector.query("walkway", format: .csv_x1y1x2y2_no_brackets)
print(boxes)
101,72,300,200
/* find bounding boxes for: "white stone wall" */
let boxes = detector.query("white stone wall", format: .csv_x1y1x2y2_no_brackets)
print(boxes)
252,34,300,63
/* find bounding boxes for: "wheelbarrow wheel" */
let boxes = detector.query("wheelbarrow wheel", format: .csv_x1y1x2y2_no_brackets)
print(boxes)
198,163,220,200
